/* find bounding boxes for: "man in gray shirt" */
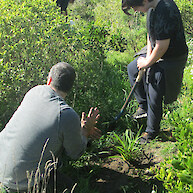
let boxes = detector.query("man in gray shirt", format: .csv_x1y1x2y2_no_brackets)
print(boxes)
0,62,101,192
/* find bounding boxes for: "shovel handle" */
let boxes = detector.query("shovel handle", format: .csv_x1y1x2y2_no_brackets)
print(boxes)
136,69,146,82
108,68,146,126
116,69,146,119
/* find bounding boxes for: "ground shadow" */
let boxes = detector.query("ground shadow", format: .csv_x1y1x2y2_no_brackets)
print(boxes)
73,164,167,193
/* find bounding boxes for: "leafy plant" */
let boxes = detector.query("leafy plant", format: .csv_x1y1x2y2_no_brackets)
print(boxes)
109,129,143,162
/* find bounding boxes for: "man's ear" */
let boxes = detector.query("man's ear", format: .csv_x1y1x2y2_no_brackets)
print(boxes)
47,76,52,85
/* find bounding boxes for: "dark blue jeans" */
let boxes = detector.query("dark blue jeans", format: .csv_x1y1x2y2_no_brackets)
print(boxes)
127,56,165,136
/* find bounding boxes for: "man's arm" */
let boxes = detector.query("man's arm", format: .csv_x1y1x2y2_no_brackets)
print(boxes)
146,33,152,58
61,109,86,159
61,107,101,160
137,39,170,70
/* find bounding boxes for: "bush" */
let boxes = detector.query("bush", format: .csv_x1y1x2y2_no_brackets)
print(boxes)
0,0,131,130
175,0,193,37
0,0,71,128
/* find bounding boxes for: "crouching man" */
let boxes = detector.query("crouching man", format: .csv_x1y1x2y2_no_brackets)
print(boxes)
0,62,101,192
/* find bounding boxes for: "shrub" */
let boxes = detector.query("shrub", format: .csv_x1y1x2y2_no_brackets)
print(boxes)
175,0,193,37
0,0,130,130
0,0,71,128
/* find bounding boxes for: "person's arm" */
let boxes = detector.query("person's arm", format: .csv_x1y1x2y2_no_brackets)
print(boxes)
146,33,152,58
61,109,87,159
137,39,170,70
61,107,101,160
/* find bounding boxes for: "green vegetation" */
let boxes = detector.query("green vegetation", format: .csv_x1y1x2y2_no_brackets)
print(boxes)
0,0,135,130
109,129,143,163
0,0,193,192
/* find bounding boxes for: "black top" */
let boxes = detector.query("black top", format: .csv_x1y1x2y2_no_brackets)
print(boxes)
148,0,188,58
56,0,70,11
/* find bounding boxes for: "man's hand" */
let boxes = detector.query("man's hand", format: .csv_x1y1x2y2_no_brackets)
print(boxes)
137,39,170,70
137,57,149,70
81,107,101,139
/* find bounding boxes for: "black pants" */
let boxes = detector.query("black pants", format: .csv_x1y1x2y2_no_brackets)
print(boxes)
127,56,165,136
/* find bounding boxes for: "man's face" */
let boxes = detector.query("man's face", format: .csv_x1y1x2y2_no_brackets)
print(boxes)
132,0,149,13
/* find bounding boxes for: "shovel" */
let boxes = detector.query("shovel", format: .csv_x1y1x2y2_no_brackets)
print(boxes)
105,69,146,130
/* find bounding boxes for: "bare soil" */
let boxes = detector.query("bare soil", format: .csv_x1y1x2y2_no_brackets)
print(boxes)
73,139,177,193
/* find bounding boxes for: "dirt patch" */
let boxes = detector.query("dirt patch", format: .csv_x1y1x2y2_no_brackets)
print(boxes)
86,140,177,193
68,134,177,193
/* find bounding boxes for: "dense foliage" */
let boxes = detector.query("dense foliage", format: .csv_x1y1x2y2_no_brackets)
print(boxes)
0,0,134,130
175,0,193,37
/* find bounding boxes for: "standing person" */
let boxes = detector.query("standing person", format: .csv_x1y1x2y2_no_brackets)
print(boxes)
0,62,101,192
56,0,75,18
122,0,188,143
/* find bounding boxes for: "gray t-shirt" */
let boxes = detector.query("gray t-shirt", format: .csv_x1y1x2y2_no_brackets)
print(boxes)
0,85,87,190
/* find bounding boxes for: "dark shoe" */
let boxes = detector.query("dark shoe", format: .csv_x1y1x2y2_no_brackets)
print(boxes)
133,107,147,119
139,132,155,145
159,128,176,142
